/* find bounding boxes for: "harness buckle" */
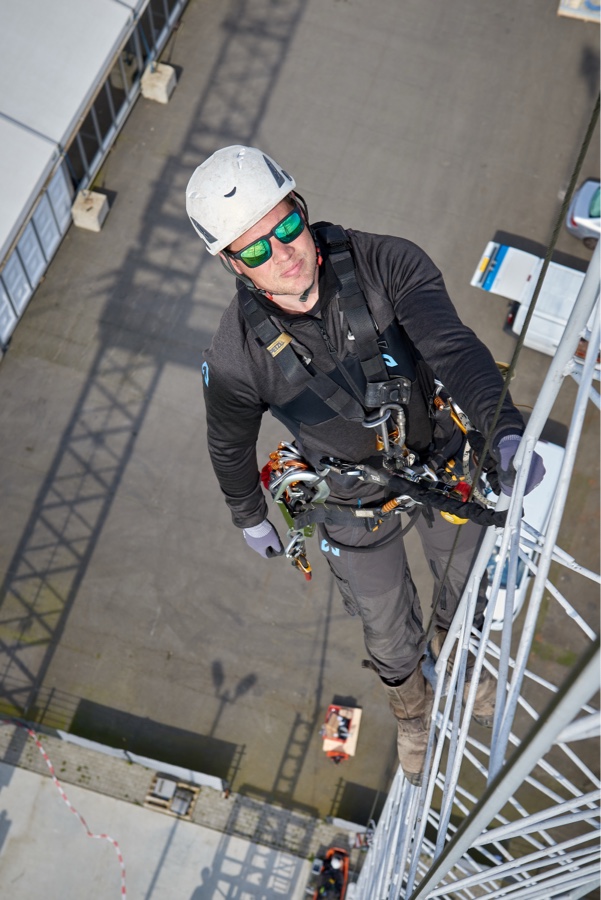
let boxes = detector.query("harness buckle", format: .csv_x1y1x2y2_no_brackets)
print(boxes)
364,377,411,409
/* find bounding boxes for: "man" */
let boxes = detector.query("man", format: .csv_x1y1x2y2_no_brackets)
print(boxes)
186,145,544,785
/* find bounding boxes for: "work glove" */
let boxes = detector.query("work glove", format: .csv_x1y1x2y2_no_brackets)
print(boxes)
491,434,546,497
242,519,284,558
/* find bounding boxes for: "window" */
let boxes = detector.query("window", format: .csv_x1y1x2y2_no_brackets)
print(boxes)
589,187,600,220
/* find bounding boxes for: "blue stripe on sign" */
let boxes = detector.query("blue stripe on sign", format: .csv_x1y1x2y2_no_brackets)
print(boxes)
482,244,509,292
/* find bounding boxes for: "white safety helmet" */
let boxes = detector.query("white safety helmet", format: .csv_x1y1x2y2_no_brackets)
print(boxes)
186,145,296,254
330,856,342,870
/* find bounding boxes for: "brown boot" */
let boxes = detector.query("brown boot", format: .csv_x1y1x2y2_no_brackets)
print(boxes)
382,664,434,786
429,629,496,728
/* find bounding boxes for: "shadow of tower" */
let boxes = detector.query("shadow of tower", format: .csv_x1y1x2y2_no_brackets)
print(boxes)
0,0,308,743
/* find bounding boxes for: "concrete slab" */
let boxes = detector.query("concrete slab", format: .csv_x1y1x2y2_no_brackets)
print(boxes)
0,760,310,899
72,191,110,232
141,63,177,105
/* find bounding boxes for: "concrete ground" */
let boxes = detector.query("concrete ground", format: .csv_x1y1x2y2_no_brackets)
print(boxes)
0,754,310,900
0,0,598,843
0,721,361,898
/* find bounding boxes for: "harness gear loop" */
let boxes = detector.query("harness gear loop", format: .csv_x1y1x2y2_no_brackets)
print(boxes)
261,442,331,579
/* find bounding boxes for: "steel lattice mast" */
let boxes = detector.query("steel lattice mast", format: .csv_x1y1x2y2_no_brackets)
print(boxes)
354,244,601,900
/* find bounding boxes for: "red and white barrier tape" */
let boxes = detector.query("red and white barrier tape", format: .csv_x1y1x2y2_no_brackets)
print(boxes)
1,719,127,898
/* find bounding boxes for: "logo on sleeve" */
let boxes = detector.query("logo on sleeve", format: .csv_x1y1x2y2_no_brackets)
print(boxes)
202,362,209,386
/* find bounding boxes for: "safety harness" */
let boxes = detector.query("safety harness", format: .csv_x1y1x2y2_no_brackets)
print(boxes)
239,224,413,424
243,225,506,577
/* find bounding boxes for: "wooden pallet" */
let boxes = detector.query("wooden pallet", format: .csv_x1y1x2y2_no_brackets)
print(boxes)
143,772,200,820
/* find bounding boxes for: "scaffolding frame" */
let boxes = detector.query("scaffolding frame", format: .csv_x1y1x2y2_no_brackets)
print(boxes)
354,244,601,899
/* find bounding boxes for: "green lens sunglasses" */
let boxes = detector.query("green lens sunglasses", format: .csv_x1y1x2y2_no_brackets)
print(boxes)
226,207,305,268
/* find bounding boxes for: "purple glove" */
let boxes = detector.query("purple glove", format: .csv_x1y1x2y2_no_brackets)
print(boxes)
493,434,546,496
242,519,284,558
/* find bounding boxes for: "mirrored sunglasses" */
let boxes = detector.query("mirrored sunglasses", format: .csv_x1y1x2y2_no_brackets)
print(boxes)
227,208,305,268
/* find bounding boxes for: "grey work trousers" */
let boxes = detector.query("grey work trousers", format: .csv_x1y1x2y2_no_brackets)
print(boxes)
319,509,488,682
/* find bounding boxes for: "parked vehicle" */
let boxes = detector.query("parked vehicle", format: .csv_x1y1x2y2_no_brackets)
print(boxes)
471,241,599,378
484,439,566,630
565,178,600,250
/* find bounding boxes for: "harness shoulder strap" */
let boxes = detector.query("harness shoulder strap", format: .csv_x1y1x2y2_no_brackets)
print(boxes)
315,224,391,386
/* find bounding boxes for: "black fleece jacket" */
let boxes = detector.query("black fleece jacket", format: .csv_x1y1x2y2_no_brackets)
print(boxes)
202,226,524,528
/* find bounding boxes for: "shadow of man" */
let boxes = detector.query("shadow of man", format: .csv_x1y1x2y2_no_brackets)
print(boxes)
189,865,219,899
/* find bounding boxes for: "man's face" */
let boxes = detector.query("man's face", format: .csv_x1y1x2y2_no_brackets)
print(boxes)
225,199,317,300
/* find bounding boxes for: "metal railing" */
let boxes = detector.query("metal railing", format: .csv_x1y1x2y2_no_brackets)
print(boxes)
354,243,601,900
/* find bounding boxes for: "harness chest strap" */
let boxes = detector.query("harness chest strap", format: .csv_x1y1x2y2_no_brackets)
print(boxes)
240,288,367,421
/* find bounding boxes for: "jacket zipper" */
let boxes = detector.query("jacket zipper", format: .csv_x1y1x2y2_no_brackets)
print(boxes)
311,318,366,405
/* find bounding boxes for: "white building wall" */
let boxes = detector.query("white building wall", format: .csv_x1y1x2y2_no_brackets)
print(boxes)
0,0,187,351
